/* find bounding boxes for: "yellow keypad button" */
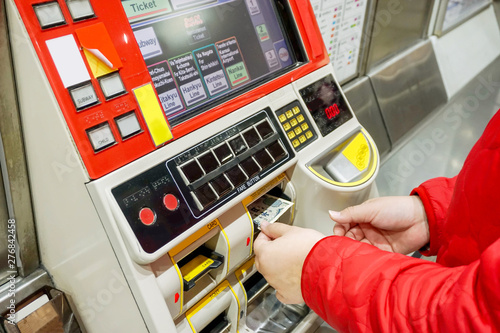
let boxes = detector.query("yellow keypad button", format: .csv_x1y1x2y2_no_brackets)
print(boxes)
301,123,309,131
306,131,313,139
297,114,305,123
299,135,306,143
287,131,296,139
279,114,287,123
293,106,301,114
292,139,300,148
290,118,298,127
294,127,302,135
283,122,291,131
285,110,293,118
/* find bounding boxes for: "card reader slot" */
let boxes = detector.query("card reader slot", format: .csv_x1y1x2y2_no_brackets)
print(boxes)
178,246,224,292
199,312,231,333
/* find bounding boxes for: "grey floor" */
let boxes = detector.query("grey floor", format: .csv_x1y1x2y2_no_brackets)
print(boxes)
376,56,500,196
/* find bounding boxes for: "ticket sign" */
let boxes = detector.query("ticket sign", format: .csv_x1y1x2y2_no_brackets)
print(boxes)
121,0,172,23
216,37,250,87
169,53,208,107
194,45,230,97
148,61,184,116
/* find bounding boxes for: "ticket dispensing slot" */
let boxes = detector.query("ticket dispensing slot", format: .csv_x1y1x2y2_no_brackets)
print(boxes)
183,281,240,333
243,271,269,305
236,261,311,333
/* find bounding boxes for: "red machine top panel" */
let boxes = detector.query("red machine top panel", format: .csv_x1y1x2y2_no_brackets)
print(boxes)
14,0,328,179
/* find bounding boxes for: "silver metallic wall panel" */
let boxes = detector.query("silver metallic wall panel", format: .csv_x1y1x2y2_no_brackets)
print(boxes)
343,76,391,157
365,0,434,71
368,40,447,145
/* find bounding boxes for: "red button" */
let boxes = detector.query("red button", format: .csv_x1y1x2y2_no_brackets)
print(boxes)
139,207,156,226
163,194,179,211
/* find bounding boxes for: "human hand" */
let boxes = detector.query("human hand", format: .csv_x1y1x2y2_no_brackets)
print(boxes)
253,222,325,304
330,196,429,254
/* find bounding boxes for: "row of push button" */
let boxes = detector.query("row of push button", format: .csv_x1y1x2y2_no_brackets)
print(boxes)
276,102,317,151
70,72,127,111
179,120,275,184
175,118,286,211
86,111,142,152
34,0,95,29
192,141,286,210
138,193,180,226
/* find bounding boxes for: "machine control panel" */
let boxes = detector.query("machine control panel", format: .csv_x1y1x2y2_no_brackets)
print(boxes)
275,100,318,151
112,108,293,254
300,74,353,136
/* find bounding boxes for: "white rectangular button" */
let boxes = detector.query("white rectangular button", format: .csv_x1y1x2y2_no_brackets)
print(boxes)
115,112,141,139
69,83,99,110
66,0,95,21
34,2,66,29
99,72,126,99
87,123,115,151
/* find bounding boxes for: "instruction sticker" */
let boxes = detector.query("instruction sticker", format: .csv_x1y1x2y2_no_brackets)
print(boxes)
134,27,162,60
148,61,184,116
169,53,208,106
216,37,250,87
194,45,229,96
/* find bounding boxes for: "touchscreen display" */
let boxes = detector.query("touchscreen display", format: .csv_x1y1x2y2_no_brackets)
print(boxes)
122,0,300,125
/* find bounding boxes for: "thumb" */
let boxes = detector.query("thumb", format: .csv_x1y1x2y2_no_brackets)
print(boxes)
329,202,376,225
260,222,292,240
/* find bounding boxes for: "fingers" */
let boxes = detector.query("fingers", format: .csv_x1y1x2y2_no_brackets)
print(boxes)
260,222,292,240
253,231,271,255
333,223,350,236
345,225,365,241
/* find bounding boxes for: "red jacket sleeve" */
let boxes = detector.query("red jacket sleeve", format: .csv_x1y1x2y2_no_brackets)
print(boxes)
411,176,457,256
301,236,500,332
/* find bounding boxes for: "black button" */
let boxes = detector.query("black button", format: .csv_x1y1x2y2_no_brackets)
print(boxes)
198,151,219,174
193,183,217,208
240,157,260,178
254,149,274,169
267,141,286,161
226,166,247,187
228,136,247,156
181,160,204,183
256,120,274,139
210,174,232,196
242,128,261,148
214,143,233,165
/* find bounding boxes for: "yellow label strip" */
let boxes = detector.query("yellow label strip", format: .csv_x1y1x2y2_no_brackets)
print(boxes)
133,83,173,146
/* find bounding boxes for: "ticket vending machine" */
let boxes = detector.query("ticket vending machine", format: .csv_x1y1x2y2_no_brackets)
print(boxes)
6,0,378,332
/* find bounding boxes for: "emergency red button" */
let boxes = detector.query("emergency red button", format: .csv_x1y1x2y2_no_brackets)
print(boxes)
163,194,179,211
139,207,156,226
